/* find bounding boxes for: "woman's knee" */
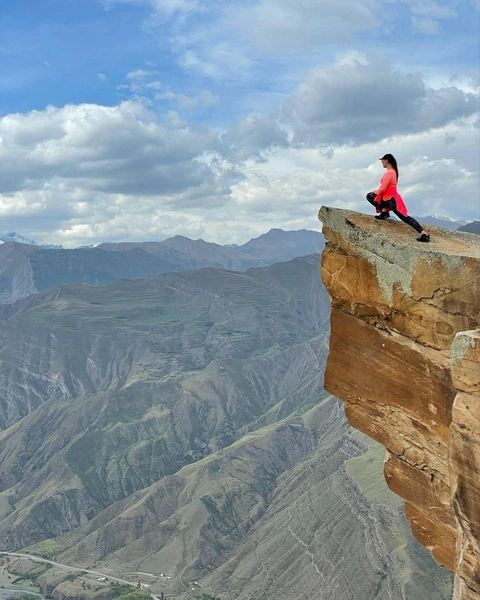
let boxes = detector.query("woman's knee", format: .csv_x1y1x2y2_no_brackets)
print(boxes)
366,192,376,201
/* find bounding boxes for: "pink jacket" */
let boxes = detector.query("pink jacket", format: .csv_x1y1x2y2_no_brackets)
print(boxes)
374,170,408,216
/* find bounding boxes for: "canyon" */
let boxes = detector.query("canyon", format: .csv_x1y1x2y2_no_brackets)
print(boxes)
0,239,452,599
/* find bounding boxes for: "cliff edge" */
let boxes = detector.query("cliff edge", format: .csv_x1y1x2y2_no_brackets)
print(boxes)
318,206,480,600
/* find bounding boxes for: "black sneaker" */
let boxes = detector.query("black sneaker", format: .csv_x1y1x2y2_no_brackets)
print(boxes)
375,212,390,220
416,233,430,242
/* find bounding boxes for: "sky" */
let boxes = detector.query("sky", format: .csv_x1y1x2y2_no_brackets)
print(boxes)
0,0,479,247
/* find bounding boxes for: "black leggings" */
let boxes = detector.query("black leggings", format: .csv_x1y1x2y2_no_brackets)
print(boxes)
366,193,423,234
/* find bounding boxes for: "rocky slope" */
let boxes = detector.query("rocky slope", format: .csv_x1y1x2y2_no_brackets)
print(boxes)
0,255,329,539
24,400,452,600
318,207,480,600
0,253,452,599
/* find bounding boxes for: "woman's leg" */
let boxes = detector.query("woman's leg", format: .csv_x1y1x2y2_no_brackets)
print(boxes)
366,193,390,217
389,201,430,240
390,206,423,233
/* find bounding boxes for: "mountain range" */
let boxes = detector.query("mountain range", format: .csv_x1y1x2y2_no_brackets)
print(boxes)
2,214,474,250
0,230,453,600
413,215,468,229
457,220,480,234
0,229,324,304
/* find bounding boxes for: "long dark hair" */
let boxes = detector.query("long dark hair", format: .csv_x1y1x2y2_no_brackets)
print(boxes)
381,153,399,181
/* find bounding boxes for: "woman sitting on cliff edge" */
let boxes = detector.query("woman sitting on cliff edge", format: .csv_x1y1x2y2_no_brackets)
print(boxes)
366,153,430,242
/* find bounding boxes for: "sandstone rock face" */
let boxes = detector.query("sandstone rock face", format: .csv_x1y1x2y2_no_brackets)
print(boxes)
318,207,480,599
450,331,480,600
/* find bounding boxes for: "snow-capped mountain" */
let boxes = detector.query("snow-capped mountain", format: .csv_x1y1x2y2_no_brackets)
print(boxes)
413,215,469,229
0,232,62,248
0,231,37,245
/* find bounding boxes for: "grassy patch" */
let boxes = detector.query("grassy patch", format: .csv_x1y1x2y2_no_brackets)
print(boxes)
346,433,402,506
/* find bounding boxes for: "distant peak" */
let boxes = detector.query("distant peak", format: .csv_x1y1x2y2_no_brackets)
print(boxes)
1,231,37,245
0,231,62,248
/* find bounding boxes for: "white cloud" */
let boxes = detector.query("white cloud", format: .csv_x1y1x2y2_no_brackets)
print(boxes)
412,16,441,34
1,0,478,246
117,68,220,110
0,84,478,247
108,0,382,87
399,0,462,34
103,0,199,19
221,112,289,162
231,117,479,227
126,69,152,80
234,0,379,52
0,101,241,244
117,68,163,99
155,90,177,101
155,89,218,107
283,54,479,146
175,40,255,82
407,0,457,19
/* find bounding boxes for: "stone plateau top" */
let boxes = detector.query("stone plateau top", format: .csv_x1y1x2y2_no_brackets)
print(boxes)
318,207,480,600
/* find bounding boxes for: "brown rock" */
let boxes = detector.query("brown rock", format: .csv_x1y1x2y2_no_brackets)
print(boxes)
325,308,456,435
405,501,456,570
320,206,480,351
449,339,480,600
384,453,456,528
451,330,480,394
318,207,480,599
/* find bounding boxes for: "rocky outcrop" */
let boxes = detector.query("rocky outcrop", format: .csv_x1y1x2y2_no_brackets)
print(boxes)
450,330,480,599
318,207,480,600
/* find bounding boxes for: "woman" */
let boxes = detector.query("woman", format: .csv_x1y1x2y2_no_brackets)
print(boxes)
366,154,430,242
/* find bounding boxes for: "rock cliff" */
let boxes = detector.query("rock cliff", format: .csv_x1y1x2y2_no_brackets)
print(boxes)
318,207,480,600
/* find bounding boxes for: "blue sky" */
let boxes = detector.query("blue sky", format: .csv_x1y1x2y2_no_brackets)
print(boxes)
1,0,479,246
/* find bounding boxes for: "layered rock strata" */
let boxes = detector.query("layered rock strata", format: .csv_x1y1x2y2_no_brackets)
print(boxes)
318,207,480,600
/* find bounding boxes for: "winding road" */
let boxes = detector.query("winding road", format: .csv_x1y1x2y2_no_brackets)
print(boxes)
0,551,187,599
